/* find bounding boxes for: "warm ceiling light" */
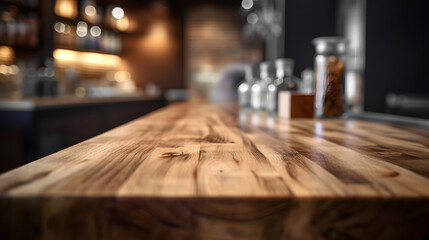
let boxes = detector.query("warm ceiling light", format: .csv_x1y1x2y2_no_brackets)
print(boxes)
55,0,78,19
112,7,124,19
64,24,71,34
241,0,253,10
53,49,122,68
90,26,101,37
76,21,88,37
54,22,66,33
84,5,96,17
114,71,130,82
116,15,129,31
141,22,171,54
0,46,15,65
0,65,8,75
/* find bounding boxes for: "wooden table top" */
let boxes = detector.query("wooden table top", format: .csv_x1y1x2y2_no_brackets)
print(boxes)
2,101,429,240
1,101,429,198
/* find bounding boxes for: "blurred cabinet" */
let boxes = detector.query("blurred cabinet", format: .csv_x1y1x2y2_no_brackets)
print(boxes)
365,0,429,114
0,98,165,173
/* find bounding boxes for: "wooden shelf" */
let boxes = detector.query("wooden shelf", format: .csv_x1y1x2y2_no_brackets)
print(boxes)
0,42,38,50
55,15,121,33
54,45,120,56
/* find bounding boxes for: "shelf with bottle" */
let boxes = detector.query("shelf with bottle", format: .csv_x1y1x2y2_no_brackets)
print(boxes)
54,19,122,55
54,0,129,30
0,3,39,49
52,0,130,55
53,3,126,56
0,0,38,11
55,14,124,34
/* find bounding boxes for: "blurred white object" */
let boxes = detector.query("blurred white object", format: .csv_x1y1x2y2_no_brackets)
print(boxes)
165,89,189,102
345,71,363,112
338,0,366,113
386,94,429,110
300,68,314,94
251,61,275,111
209,63,245,103
145,82,161,97
237,65,255,108
86,86,118,97
266,58,299,114
117,79,136,93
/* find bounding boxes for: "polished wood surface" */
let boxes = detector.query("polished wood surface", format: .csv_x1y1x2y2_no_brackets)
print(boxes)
1,101,429,239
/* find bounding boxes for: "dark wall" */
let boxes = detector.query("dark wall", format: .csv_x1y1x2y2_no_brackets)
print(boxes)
283,0,337,76
365,0,429,112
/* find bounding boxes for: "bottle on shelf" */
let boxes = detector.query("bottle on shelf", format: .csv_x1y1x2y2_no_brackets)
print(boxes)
300,68,314,94
0,18,5,42
238,65,255,108
36,58,58,96
251,61,275,111
16,15,28,46
5,12,16,44
20,65,38,97
266,58,300,114
27,13,38,47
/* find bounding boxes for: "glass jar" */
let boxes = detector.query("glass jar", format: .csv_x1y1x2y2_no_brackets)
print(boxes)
238,65,254,108
251,61,275,111
312,37,348,117
266,58,299,114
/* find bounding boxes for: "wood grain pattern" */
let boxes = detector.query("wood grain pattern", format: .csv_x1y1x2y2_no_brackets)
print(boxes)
1,101,429,239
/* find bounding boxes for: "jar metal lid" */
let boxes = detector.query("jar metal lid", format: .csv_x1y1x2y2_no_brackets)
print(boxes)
312,37,348,55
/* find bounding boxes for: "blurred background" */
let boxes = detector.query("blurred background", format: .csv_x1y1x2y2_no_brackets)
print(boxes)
0,0,428,172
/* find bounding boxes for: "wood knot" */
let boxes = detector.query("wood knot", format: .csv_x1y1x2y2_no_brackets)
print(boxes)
380,171,399,178
160,152,185,158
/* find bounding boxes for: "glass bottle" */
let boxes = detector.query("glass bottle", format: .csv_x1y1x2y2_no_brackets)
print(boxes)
300,68,315,94
251,61,275,111
238,65,254,108
312,37,348,117
266,58,299,114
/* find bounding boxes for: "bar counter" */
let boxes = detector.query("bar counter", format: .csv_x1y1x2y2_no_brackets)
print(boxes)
1,101,429,239
0,94,161,111
0,94,166,172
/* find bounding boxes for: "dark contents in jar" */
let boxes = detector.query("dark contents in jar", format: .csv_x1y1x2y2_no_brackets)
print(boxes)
324,57,344,116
